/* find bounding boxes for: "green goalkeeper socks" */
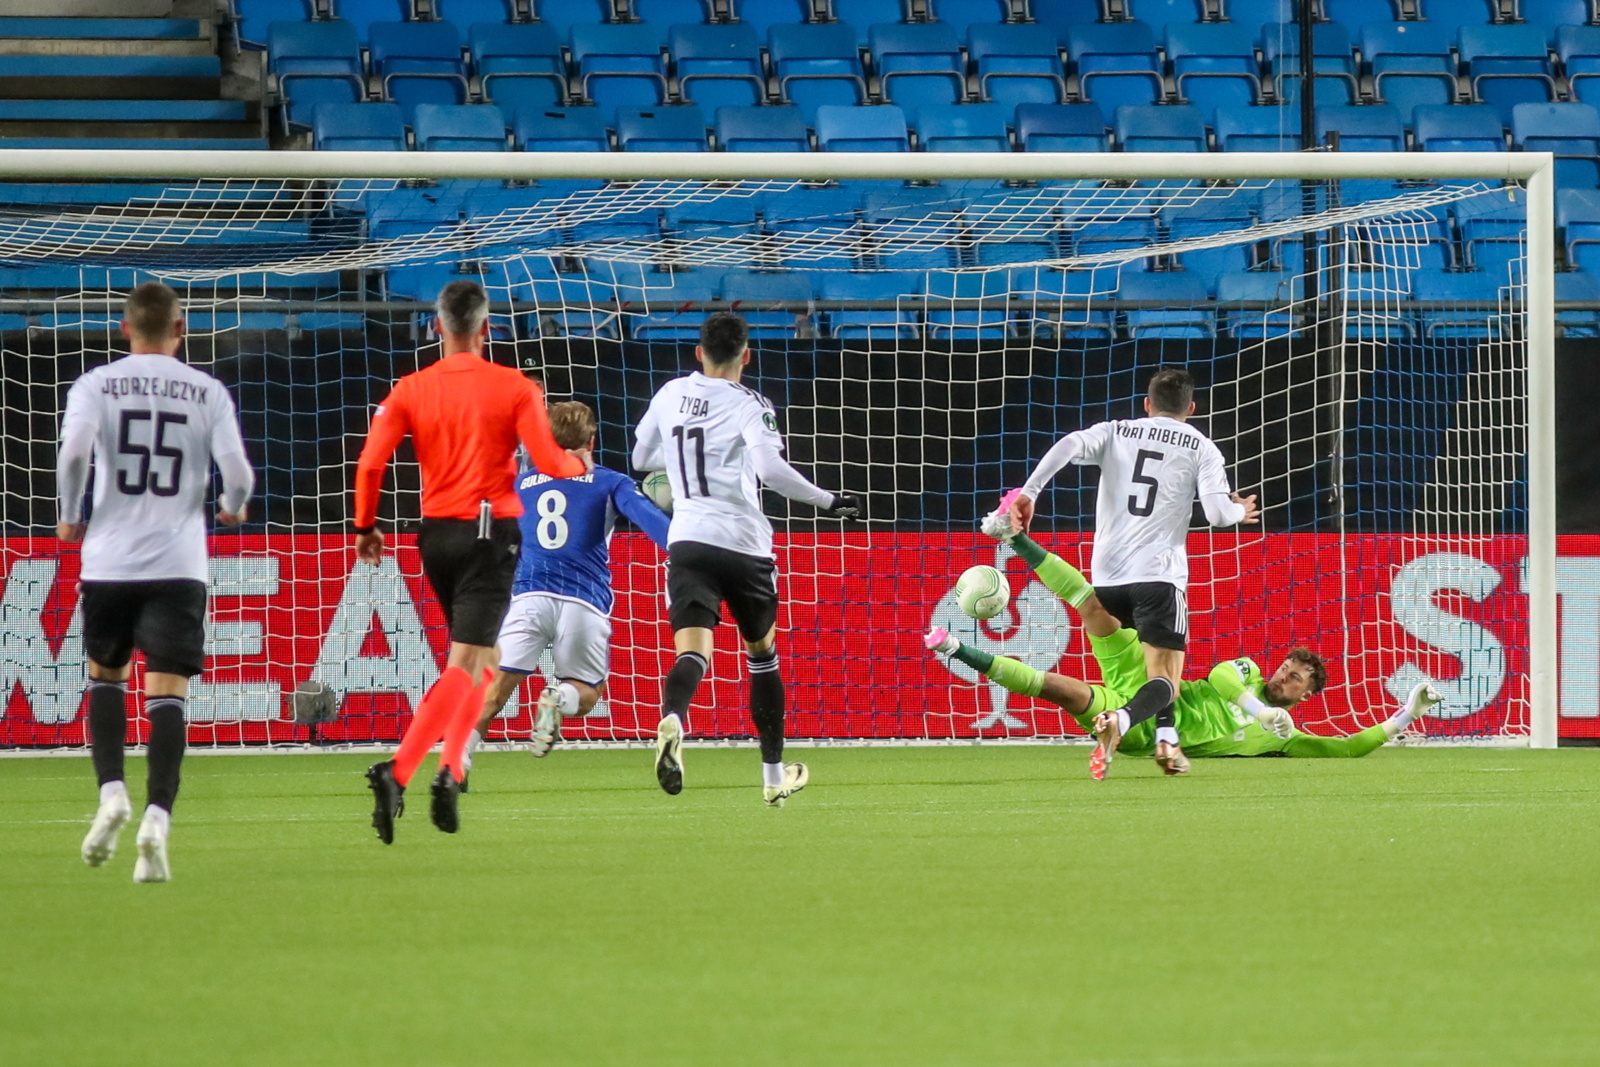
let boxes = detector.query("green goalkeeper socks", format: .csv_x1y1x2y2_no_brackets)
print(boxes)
950,643,1045,699
1010,533,1095,609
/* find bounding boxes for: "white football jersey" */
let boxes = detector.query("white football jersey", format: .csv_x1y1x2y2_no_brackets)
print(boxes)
59,354,249,582
1063,416,1235,588
634,373,791,559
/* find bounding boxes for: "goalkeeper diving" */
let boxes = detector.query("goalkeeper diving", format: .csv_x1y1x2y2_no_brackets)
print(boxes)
924,530,1443,773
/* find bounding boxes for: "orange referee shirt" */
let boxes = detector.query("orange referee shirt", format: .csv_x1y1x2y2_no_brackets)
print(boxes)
353,351,584,527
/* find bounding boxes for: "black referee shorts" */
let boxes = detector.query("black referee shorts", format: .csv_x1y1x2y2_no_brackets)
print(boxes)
666,540,780,643
417,517,521,648
1095,582,1189,653
80,579,208,678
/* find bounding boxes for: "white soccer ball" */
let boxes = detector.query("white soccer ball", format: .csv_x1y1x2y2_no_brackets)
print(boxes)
955,564,1008,620
641,470,673,513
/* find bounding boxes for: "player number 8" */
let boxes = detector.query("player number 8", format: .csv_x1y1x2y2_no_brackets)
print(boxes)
535,489,569,549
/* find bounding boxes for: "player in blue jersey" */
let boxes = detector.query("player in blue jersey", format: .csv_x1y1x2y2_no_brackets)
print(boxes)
464,401,670,773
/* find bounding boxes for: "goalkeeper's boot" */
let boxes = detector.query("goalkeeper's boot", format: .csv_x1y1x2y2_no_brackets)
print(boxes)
979,488,1024,542
1154,741,1191,776
430,768,461,833
923,626,959,657
365,759,405,845
763,762,809,808
81,786,132,867
655,714,685,795
132,811,170,884
1088,710,1123,782
531,685,564,758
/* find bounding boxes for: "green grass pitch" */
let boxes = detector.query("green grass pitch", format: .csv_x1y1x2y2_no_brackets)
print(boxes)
3,746,1598,1066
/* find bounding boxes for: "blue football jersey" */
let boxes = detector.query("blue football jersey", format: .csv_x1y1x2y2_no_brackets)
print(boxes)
511,464,670,613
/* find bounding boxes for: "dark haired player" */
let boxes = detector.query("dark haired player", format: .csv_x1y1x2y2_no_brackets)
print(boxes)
632,313,859,806
59,282,254,883
354,280,585,841
925,531,1443,763
992,367,1260,777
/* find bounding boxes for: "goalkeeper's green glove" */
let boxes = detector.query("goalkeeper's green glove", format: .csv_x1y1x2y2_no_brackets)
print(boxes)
1405,682,1443,719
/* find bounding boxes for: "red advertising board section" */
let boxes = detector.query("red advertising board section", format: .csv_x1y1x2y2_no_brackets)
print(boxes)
4,532,1595,746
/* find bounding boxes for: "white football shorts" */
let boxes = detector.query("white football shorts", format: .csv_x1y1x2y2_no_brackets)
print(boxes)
495,592,611,686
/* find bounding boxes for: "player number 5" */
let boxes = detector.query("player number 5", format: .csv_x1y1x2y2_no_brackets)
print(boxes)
1128,448,1162,517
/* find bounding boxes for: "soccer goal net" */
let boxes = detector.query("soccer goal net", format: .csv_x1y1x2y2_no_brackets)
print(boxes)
0,150,1556,749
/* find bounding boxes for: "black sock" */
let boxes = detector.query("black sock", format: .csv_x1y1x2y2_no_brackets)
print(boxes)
1122,677,1177,729
87,680,128,788
662,651,707,734
747,647,784,764
1010,532,1048,569
145,696,187,813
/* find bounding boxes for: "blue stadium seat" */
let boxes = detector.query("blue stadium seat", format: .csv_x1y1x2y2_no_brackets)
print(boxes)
1512,102,1600,190
815,104,912,150
515,105,611,149
1213,105,1300,150
1413,271,1505,340
1315,104,1404,150
268,21,365,130
1221,0,1293,30
1216,270,1302,338
720,270,815,337
762,185,864,269
621,269,720,339
1558,26,1600,108
433,0,517,22
915,102,1011,149
1115,104,1207,151
1029,0,1102,50
769,24,868,125
730,0,812,38
1267,23,1358,108
233,0,315,51
1559,186,1600,272
412,103,507,149
1455,189,1527,277
1362,22,1457,127
1458,25,1557,127
1121,0,1205,36
870,24,968,116
1118,273,1215,339
1072,215,1158,263
313,101,408,148
370,22,469,122
864,187,962,271
328,0,409,46
570,23,669,112
616,104,709,149
1014,102,1107,150
967,24,1067,111
531,0,611,41
1319,0,1395,27
474,23,568,116
928,0,1011,24
1557,269,1600,337
1413,104,1506,150
1067,23,1165,126
1013,267,1116,340
633,0,714,27
831,0,910,26
926,270,1013,339
1166,24,1262,124
715,103,811,149
818,270,922,339
666,198,760,238
671,24,766,113
513,272,620,341
1410,0,1496,39
1164,200,1255,288
1520,0,1591,48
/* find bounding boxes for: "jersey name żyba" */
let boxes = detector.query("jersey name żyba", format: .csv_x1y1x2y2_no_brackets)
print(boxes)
60,354,247,582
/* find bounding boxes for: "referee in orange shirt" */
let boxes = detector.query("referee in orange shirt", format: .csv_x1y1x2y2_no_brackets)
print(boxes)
354,280,585,843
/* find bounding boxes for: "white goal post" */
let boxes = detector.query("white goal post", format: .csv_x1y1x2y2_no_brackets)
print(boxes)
0,148,1558,749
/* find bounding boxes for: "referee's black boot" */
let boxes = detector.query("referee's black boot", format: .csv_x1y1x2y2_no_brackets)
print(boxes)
430,769,461,833
366,760,405,845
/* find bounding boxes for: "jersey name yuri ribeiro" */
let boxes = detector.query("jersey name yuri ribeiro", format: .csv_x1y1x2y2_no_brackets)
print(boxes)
637,373,787,560
1066,416,1234,589
60,354,247,583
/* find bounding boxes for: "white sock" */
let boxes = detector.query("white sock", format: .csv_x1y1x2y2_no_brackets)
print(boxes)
1155,726,1179,746
467,729,483,755
99,780,129,807
140,805,170,837
1384,708,1418,738
1114,709,1131,735
556,682,580,717
762,761,785,788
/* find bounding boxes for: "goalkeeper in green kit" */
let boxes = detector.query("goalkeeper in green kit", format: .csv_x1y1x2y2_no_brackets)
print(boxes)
924,529,1443,776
